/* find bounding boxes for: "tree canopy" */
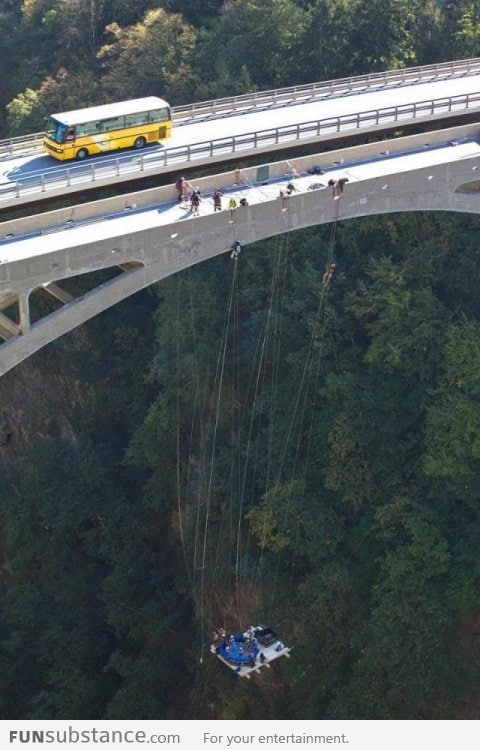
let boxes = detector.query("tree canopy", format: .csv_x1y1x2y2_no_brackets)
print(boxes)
1,0,480,721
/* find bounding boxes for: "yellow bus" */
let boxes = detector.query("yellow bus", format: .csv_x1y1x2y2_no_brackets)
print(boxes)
43,96,172,161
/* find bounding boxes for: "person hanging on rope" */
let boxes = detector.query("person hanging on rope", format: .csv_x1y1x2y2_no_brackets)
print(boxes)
279,189,289,211
231,240,242,259
328,176,349,199
328,179,341,200
322,262,336,286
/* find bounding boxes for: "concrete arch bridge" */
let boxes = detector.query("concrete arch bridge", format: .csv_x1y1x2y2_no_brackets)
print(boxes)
0,122,479,376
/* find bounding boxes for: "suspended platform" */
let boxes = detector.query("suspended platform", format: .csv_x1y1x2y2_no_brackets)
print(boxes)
211,625,291,678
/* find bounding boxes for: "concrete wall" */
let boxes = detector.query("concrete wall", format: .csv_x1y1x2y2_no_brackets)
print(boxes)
2,121,479,239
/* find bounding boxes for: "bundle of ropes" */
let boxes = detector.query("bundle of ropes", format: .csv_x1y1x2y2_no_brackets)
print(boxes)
175,189,342,668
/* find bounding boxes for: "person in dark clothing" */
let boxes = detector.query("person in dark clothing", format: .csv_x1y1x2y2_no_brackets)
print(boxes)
191,188,201,216
212,188,223,211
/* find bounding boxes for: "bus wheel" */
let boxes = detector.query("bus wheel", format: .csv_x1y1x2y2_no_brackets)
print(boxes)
76,148,89,160
134,136,146,149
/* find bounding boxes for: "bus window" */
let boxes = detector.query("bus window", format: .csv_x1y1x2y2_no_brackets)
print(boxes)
76,121,98,137
45,118,68,143
66,128,75,141
149,108,170,122
102,115,125,132
125,111,149,127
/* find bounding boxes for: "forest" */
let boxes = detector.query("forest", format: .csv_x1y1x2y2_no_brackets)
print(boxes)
1,0,480,720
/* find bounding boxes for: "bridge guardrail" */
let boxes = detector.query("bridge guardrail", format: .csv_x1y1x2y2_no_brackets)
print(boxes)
1,57,480,158
173,56,480,120
2,88,480,204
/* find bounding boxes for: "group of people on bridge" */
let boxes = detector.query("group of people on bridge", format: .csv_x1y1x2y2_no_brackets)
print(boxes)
174,166,346,287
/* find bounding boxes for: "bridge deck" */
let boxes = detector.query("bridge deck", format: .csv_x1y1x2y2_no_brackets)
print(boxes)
1,137,478,265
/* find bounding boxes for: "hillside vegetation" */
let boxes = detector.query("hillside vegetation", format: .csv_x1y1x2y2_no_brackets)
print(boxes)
1,0,480,720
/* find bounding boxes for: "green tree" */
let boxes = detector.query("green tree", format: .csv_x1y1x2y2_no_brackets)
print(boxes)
425,318,480,481
97,8,197,103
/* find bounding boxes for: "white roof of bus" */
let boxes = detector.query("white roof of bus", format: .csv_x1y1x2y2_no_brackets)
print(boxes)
50,97,170,126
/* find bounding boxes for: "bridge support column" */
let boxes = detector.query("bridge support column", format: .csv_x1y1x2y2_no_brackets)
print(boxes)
18,293,30,333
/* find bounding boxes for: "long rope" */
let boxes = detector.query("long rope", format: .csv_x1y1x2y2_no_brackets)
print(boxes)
199,260,238,661
264,195,341,620
234,234,287,624
188,190,341,652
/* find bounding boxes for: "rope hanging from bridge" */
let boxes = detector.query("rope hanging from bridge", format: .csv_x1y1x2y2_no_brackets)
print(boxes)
175,175,343,664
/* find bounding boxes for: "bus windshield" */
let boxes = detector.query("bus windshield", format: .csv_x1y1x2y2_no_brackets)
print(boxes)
45,118,68,144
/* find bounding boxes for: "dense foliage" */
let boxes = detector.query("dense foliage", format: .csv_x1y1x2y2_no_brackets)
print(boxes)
1,0,480,720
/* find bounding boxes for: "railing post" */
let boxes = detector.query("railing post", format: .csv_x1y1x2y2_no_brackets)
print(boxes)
66,169,70,187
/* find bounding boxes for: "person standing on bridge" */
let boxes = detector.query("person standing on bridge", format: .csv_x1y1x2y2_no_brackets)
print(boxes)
191,188,202,216
228,197,238,222
213,188,223,212
176,177,187,203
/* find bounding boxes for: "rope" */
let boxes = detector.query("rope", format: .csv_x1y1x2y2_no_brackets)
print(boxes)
199,260,238,662
264,192,342,622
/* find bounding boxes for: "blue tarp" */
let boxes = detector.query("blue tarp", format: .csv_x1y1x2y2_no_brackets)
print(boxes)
218,636,259,667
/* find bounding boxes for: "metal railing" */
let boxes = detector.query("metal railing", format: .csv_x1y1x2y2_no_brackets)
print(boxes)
1,88,478,205
1,56,480,158
172,56,480,121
